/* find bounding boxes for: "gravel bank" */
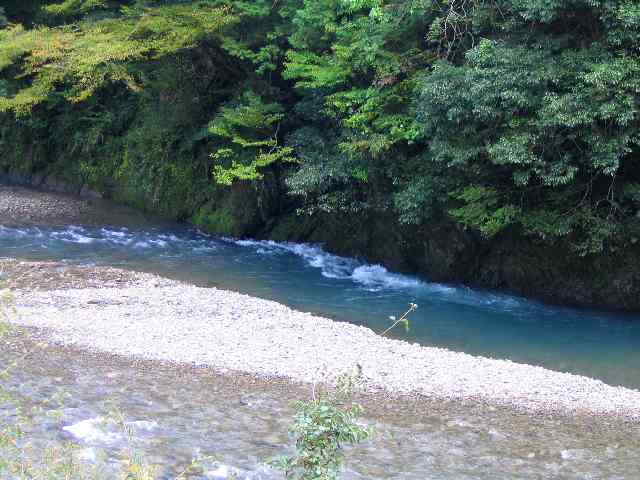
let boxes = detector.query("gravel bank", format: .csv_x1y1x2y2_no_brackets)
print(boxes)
8,263,640,421
0,185,89,225
0,258,174,290
0,185,157,227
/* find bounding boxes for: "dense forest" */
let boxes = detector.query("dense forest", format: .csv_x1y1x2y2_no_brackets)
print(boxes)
1,0,640,309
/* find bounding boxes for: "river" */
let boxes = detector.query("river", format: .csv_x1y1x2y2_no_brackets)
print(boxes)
0,222,639,388
1,215,640,479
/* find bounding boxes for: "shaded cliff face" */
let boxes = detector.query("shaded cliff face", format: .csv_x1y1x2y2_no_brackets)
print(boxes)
265,208,640,312
465,234,640,311
2,170,639,312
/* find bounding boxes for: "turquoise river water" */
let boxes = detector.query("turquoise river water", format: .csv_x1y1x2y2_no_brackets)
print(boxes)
0,222,638,388
2,215,640,479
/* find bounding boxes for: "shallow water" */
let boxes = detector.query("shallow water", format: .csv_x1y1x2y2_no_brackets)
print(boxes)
0,222,639,389
3,335,640,479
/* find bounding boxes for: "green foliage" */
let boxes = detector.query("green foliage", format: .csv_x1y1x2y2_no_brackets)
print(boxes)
209,90,295,185
1,0,640,259
392,160,452,225
283,0,428,156
285,126,368,215
284,51,351,89
450,186,521,238
0,2,236,113
413,1,640,251
42,0,110,23
192,202,238,235
271,373,371,480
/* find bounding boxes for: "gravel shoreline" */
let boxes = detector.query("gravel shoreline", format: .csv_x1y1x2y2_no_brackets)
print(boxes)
2,186,639,421
6,261,640,421
0,184,158,227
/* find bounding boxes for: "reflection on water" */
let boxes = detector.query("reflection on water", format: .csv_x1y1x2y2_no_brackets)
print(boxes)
2,335,639,479
0,223,639,388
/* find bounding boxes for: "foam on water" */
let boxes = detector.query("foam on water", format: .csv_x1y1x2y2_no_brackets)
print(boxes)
0,225,29,237
63,417,121,445
62,415,260,478
77,448,98,462
0,225,626,320
2,222,640,387
63,417,158,446
228,238,424,288
0,224,621,315
3,225,221,254
228,238,529,312
351,264,424,291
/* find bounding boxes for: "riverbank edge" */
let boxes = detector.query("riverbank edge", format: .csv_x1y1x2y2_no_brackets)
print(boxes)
5,259,640,424
2,178,639,312
9,324,637,436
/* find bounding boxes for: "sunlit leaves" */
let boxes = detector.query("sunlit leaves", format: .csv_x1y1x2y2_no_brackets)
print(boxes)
284,51,351,89
0,3,236,113
209,91,296,185
271,373,371,480
42,0,108,22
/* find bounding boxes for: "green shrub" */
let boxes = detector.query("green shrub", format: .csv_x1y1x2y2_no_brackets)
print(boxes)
271,372,372,480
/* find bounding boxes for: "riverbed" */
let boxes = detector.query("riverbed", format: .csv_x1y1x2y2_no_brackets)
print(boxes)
8,260,640,419
2,214,640,389
4,328,640,479
2,185,640,478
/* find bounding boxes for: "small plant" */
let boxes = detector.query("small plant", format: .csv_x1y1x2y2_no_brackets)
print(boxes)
380,302,418,337
271,370,372,480
104,406,159,480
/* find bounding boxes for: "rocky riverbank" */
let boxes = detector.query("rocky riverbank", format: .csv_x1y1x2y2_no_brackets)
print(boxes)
0,185,91,225
1,185,639,421
5,259,640,421
0,258,172,290
0,184,160,227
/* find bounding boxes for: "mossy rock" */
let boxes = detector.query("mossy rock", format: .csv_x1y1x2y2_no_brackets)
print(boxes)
268,212,319,242
192,202,239,236
191,182,262,237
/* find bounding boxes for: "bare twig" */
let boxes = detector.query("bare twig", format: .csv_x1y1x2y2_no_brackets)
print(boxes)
379,303,418,337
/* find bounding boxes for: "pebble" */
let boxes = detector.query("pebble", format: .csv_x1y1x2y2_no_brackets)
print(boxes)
8,268,640,422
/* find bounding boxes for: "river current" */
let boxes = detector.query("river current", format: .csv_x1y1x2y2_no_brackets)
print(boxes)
2,220,640,479
0,222,639,388
3,335,640,480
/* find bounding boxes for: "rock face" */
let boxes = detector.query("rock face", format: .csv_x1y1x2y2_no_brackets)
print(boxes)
467,234,640,310
0,172,102,198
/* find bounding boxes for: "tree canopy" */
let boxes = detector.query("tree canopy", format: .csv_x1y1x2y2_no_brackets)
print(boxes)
1,0,639,255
